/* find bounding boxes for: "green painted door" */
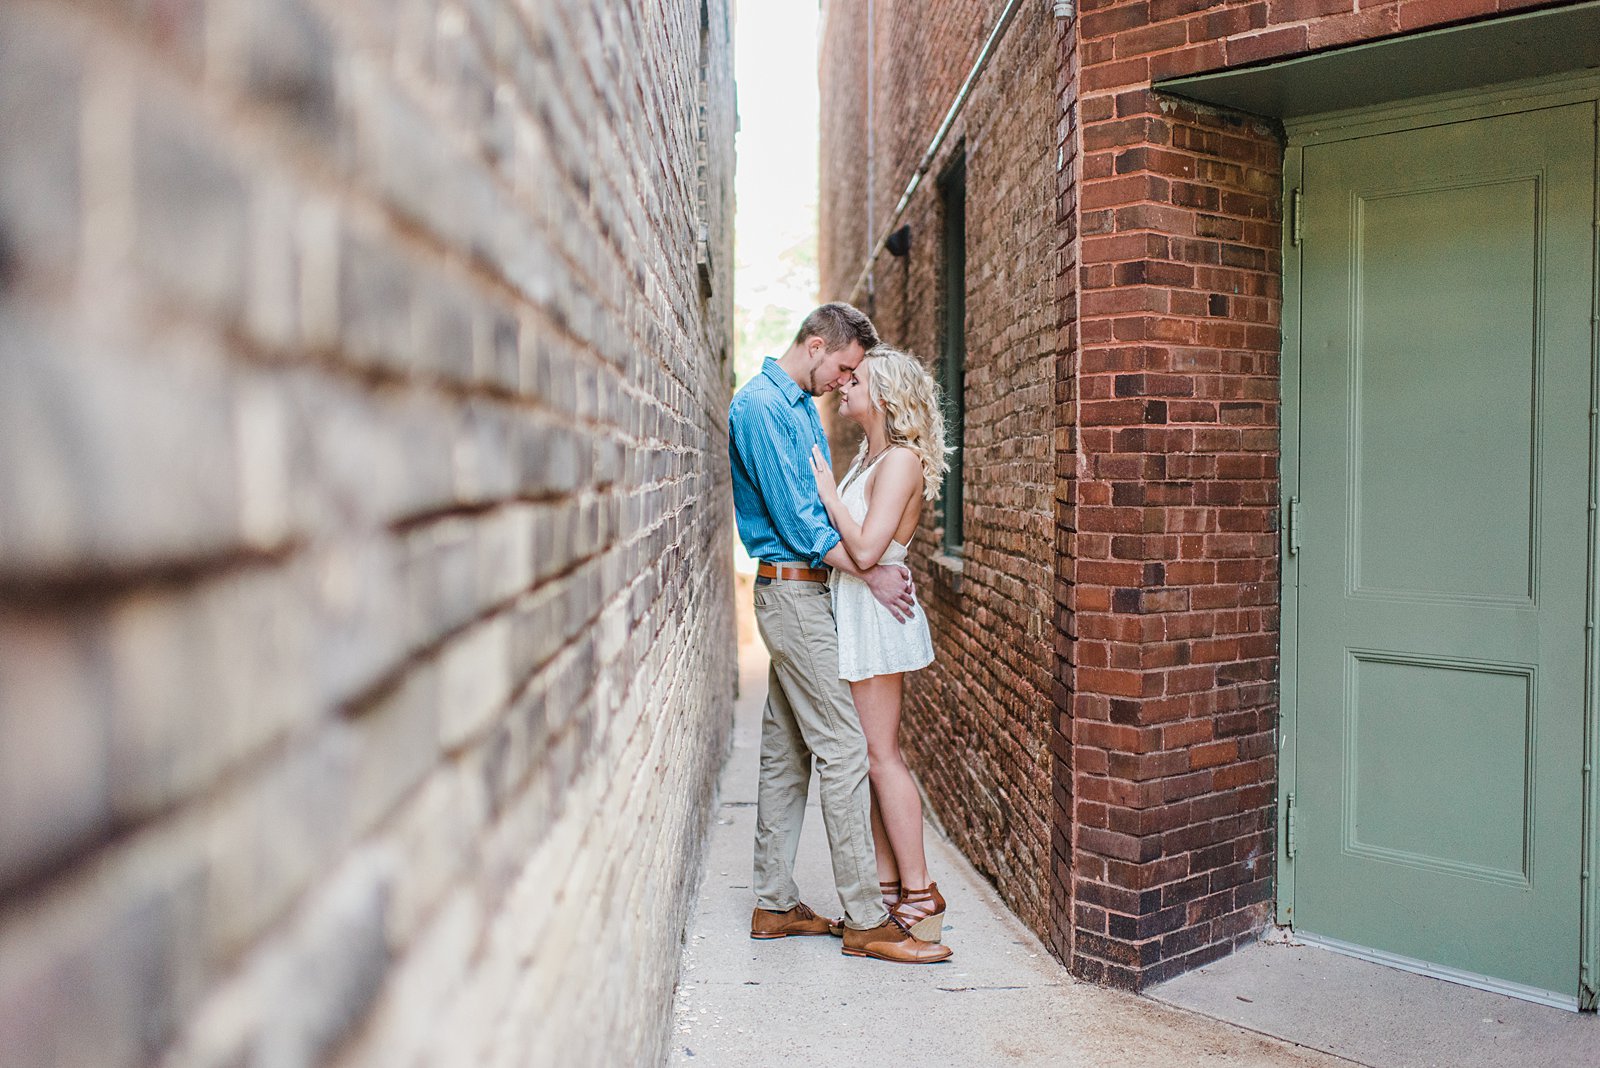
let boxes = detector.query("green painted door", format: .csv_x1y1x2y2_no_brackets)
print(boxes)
1295,101,1597,999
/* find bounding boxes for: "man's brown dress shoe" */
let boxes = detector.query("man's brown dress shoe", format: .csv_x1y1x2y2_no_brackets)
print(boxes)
750,902,835,939
840,918,952,963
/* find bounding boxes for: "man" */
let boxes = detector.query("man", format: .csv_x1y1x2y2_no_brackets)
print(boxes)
728,302,950,964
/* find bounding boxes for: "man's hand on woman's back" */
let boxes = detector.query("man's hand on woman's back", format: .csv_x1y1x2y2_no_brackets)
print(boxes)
862,563,915,623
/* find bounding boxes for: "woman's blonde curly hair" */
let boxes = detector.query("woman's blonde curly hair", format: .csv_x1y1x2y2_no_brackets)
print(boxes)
853,346,952,501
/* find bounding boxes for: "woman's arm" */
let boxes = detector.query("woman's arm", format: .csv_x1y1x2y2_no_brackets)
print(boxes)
810,446,920,570
809,447,854,543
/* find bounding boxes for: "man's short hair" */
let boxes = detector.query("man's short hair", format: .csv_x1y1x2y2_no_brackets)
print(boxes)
793,302,880,353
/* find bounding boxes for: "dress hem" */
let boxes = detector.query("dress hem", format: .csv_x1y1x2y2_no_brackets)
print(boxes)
837,654,935,683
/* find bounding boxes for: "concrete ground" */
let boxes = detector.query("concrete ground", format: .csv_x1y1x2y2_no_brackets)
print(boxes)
1148,935,1597,1068
669,639,1350,1067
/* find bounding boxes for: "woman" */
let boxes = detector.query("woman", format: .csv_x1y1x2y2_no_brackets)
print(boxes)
807,346,951,943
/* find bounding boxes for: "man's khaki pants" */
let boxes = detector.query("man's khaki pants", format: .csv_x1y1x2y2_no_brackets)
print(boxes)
752,574,888,931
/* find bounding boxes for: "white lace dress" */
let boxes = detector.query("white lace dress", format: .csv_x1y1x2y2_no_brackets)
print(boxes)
829,456,935,682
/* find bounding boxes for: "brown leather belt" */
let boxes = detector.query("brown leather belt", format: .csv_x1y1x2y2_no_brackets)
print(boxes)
757,562,829,583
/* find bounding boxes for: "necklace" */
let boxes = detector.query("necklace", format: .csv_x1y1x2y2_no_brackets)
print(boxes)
840,443,893,494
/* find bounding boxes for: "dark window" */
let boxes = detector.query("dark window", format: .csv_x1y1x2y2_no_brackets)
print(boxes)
937,153,966,553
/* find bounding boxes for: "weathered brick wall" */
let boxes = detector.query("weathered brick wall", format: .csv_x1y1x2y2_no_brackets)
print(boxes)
826,0,1561,992
819,0,1063,941
1066,0,1554,991
817,0,871,321
0,1,735,1065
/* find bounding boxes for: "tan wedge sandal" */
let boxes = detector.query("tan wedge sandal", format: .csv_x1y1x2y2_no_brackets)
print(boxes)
892,882,947,943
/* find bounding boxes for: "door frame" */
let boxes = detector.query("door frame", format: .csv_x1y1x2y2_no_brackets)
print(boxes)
1278,69,1600,1010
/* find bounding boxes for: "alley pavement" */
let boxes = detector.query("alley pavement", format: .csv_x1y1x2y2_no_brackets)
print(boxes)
669,639,1351,1068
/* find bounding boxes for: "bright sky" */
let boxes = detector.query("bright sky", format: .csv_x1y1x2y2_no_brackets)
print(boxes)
733,1,821,371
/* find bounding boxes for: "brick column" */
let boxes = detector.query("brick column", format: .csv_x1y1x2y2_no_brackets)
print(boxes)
1049,8,1083,967
1066,4,1286,990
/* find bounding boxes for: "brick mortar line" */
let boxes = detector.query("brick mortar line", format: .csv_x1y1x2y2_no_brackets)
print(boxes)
199,290,723,459
8,164,711,466
498,573,728,932
0,541,300,608
41,0,720,400
434,486,725,746
0,509,731,976
0,481,726,907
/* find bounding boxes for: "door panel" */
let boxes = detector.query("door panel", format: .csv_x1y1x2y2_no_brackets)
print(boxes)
1295,102,1596,998
1344,653,1533,884
1351,178,1539,603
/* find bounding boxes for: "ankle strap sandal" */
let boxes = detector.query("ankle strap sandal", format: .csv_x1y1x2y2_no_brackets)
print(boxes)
891,882,946,943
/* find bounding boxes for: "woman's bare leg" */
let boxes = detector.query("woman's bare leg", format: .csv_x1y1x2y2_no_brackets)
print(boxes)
850,672,928,890
869,784,899,884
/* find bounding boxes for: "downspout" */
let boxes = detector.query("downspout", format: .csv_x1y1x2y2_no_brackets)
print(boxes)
865,0,875,304
848,0,1071,302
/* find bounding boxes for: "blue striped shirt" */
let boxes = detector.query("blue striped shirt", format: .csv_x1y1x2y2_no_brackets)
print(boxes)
729,358,840,567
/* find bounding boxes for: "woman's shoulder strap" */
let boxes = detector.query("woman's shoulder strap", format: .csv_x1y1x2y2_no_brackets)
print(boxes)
863,445,920,493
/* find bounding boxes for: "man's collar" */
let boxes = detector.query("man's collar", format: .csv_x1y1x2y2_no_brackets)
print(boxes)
761,357,808,406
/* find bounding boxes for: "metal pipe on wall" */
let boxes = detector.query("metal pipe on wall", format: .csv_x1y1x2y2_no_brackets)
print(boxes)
846,0,1027,302
865,0,876,300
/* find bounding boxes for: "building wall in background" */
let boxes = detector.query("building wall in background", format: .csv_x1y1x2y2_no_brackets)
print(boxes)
822,0,1560,993
0,1,735,1064
819,0,1064,943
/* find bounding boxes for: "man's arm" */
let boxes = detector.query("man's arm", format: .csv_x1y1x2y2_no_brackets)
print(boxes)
731,398,840,566
823,543,915,623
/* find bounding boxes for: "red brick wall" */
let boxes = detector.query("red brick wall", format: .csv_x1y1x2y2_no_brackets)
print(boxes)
1067,0,1557,990
825,0,1560,990
819,0,1063,938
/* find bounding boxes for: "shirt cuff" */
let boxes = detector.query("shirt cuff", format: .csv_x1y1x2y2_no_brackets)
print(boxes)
810,529,841,569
